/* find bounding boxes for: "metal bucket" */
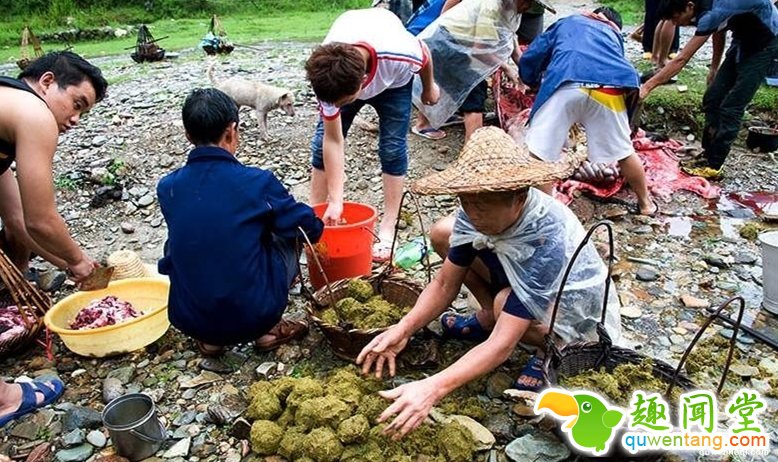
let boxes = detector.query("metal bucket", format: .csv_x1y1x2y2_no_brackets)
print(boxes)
102,393,167,461
760,230,778,315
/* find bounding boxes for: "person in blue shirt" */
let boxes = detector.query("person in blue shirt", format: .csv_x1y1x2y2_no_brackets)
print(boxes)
157,88,324,357
519,7,658,216
641,0,778,180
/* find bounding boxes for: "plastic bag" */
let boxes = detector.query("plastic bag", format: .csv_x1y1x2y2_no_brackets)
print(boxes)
450,188,622,344
413,0,521,128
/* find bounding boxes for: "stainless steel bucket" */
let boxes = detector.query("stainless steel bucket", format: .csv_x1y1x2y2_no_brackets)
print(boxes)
102,393,167,461
760,231,778,315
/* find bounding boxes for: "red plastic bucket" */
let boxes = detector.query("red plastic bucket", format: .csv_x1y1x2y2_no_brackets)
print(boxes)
307,202,377,290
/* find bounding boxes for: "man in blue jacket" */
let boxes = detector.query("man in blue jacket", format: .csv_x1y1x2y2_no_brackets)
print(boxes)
519,7,657,215
157,88,324,357
641,0,778,179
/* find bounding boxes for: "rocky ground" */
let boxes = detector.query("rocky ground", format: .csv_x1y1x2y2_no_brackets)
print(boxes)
2,2,778,462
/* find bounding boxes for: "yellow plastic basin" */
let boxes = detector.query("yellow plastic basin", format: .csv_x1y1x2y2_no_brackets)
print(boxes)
44,278,170,358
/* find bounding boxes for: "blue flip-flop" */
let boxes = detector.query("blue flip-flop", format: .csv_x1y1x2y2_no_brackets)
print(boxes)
440,312,490,342
512,355,546,393
0,378,65,428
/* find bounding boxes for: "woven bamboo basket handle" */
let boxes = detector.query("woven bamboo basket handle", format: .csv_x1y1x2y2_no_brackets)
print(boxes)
544,220,616,357
296,226,340,315
668,295,743,397
0,249,50,328
384,191,433,284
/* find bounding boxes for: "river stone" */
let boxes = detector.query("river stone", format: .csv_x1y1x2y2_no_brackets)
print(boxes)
179,371,222,389
55,444,93,462
730,364,759,378
62,407,102,432
448,415,495,451
86,430,107,448
680,294,710,308
759,357,778,376
505,432,570,462
636,266,659,282
163,437,191,458
486,372,514,398
62,428,85,446
482,413,515,444
102,377,125,403
107,366,135,385
620,305,643,319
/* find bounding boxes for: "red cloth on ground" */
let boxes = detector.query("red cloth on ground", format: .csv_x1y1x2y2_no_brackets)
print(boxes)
493,73,720,204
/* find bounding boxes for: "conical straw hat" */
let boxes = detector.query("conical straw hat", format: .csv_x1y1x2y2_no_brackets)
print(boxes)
412,126,584,195
107,250,150,280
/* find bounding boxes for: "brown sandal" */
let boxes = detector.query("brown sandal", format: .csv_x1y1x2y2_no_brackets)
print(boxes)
255,319,309,352
196,340,226,357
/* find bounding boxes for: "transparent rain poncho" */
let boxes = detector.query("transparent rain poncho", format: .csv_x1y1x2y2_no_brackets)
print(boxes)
449,188,622,344
414,0,521,128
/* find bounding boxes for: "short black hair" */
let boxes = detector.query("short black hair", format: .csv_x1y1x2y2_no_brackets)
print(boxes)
593,6,623,30
19,51,108,102
182,88,239,146
657,0,694,20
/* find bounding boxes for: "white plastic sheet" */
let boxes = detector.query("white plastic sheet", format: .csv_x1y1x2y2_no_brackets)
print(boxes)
414,0,521,128
450,188,622,344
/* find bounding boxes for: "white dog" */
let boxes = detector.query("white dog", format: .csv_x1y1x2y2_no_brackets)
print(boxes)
207,62,295,138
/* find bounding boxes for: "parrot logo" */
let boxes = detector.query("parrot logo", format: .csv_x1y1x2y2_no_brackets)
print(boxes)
535,388,624,456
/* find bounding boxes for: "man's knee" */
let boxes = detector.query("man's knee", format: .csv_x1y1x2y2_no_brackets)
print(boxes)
430,216,455,257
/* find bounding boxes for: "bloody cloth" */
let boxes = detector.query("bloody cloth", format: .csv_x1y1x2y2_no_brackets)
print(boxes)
493,73,720,204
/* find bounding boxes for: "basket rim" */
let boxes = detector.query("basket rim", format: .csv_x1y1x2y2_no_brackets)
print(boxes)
44,278,169,336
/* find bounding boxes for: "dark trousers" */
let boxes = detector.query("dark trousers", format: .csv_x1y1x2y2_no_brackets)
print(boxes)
642,0,679,53
702,38,778,169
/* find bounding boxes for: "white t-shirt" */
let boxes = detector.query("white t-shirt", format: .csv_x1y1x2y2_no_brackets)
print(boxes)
319,8,429,120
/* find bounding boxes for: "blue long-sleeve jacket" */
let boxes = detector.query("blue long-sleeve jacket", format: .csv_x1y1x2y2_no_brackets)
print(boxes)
519,14,640,119
157,146,323,345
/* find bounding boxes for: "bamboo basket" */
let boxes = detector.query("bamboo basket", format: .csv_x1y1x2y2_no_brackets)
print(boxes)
0,249,51,357
16,26,44,71
299,192,430,362
541,221,738,461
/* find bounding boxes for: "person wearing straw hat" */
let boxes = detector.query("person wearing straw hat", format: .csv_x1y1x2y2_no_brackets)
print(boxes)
157,88,323,360
357,127,621,438
519,7,659,216
0,51,107,285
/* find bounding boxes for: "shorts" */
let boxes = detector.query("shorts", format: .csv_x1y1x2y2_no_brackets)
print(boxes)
526,83,634,164
459,80,487,113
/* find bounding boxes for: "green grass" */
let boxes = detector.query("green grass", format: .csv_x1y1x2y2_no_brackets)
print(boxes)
634,59,778,130
597,0,644,26
0,10,353,63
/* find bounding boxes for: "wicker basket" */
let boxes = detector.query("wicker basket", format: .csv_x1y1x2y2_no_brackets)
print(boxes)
540,221,739,461
16,26,44,71
305,270,424,362
299,192,430,361
0,250,51,357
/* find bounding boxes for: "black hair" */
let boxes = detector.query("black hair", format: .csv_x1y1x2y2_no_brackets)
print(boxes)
19,51,108,102
182,88,239,146
593,6,623,30
657,0,695,20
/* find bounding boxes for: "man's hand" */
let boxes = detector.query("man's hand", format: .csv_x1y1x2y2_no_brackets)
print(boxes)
421,82,440,106
356,324,410,379
377,378,440,439
639,84,650,101
321,201,344,226
68,253,98,282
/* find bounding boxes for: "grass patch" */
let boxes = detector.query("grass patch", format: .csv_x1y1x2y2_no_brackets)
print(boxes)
0,10,353,64
634,58,778,131
597,0,644,26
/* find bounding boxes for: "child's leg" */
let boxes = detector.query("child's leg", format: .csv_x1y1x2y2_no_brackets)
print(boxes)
430,216,495,317
370,82,413,245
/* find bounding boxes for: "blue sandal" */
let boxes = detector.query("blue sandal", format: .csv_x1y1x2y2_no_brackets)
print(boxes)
512,356,546,392
440,312,490,342
0,378,65,428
